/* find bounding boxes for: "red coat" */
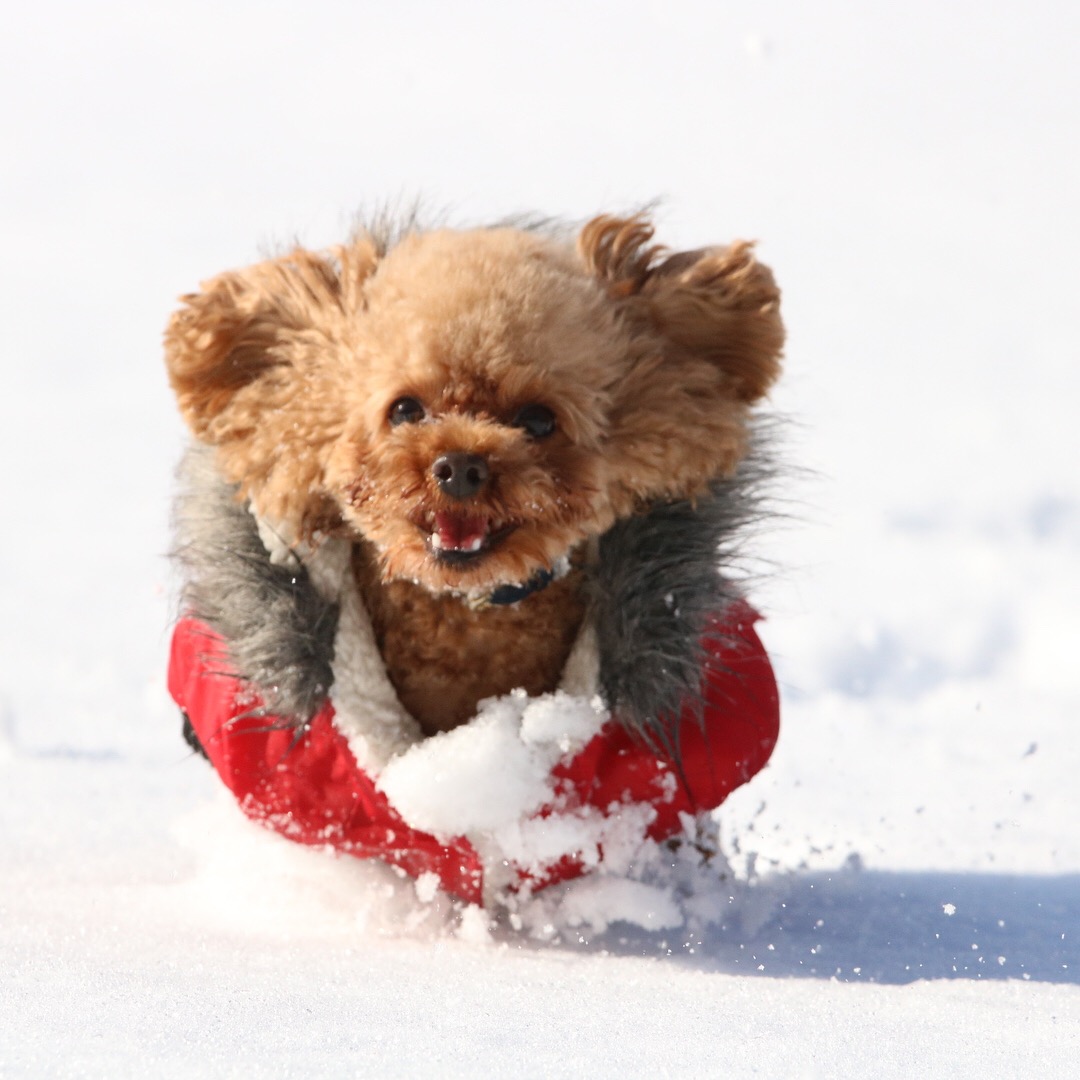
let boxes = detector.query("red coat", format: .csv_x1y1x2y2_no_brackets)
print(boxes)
168,603,779,906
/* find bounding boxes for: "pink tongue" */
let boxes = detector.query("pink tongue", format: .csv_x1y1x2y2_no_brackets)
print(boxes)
436,512,489,550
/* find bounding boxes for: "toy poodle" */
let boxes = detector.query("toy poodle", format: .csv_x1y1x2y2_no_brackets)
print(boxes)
164,211,784,904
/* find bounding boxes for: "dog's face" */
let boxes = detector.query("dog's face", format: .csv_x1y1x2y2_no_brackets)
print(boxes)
165,216,783,594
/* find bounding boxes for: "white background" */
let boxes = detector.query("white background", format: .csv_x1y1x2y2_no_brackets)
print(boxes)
2,2,1078,1076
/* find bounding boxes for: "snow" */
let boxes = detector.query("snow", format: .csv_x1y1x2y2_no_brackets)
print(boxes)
2,1,1079,1076
378,690,605,834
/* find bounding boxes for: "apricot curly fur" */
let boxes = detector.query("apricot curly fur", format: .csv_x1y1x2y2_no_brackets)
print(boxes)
165,212,784,735
354,544,587,736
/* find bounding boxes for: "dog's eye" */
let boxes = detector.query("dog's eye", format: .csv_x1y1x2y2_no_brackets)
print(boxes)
388,397,425,426
512,403,557,439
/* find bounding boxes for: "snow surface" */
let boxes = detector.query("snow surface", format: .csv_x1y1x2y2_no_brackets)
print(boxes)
2,1,1079,1076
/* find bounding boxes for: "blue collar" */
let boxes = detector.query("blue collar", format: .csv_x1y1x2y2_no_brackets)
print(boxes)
487,567,555,606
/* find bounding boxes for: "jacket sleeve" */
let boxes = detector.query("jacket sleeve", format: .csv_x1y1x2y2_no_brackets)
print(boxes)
553,600,780,838
168,617,485,904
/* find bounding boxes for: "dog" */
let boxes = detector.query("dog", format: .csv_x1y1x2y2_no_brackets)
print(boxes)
164,212,784,901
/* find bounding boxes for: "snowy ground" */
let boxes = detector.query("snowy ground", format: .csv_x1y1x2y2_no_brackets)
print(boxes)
2,2,1079,1076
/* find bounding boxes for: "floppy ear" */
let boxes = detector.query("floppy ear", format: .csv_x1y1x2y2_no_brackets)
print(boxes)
164,241,379,529
165,243,376,438
578,215,784,505
579,214,783,404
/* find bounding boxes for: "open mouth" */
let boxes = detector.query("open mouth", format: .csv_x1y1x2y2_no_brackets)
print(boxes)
422,511,516,565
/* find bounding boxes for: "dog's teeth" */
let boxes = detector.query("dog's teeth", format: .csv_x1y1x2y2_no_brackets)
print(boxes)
430,532,443,550
465,536,484,553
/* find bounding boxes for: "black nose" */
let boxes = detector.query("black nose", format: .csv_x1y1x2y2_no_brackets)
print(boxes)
432,452,489,500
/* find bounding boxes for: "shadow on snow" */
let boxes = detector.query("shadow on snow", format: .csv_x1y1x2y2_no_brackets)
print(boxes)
546,866,1079,985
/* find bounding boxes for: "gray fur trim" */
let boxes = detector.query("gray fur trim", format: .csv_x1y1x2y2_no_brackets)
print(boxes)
589,441,774,750
172,445,339,723
172,433,773,743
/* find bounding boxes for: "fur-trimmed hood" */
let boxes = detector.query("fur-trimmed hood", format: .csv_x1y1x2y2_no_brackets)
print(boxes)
173,441,771,757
